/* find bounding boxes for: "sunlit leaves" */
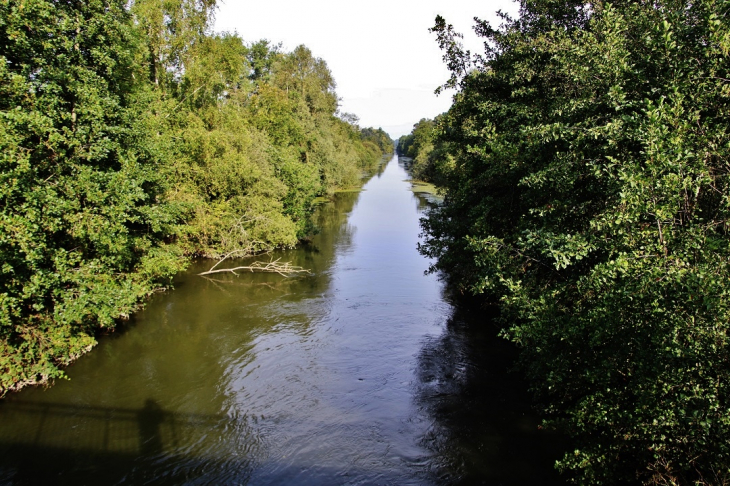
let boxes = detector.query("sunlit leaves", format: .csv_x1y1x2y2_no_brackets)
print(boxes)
0,0,186,393
0,0,392,395
421,0,730,483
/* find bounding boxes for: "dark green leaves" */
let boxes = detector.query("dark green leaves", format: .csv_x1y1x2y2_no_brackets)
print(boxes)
422,1,730,483
0,0,392,395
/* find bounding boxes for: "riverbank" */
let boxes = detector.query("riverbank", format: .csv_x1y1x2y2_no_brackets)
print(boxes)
0,156,565,485
0,148,392,398
398,156,444,205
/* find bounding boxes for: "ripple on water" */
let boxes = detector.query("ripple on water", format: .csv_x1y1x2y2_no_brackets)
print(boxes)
0,157,565,485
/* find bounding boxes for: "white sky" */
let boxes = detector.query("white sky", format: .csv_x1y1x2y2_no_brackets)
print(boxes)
213,0,519,139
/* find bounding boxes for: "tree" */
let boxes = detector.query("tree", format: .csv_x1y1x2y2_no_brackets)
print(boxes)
130,0,216,88
247,39,280,82
0,0,184,392
422,1,730,483
272,45,338,117
0,0,393,396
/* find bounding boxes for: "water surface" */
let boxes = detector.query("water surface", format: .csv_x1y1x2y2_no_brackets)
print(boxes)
0,157,564,485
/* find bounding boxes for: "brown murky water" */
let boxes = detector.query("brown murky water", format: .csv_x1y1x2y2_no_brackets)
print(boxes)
0,157,564,485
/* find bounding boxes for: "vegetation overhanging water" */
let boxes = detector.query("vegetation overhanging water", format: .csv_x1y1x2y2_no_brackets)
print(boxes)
0,157,564,485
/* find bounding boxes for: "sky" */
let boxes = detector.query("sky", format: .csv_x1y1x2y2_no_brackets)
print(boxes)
213,0,519,139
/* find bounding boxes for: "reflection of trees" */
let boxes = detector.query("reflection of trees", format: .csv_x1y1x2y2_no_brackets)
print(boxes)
413,191,441,212
415,306,567,485
189,189,361,294
0,190,367,486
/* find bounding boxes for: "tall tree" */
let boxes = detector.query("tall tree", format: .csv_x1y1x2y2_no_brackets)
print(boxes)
0,0,183,391
422,1,730,483
131,0,216,88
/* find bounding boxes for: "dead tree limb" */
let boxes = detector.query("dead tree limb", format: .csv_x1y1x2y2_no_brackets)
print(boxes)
198,257,311,277
204,248,262,274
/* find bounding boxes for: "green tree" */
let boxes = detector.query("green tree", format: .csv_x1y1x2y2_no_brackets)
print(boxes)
0,0,184,392
272,45,338,117
247,39,280,82
131,0,216,88
360,127,394,156
422,1,730,483
0,0,393,396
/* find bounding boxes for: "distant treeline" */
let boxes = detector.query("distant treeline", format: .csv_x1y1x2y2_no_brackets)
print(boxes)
406,1,730,484
396,116,449,187
0,0,392,394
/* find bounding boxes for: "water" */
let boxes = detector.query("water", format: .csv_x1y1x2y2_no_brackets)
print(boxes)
0,157,564,485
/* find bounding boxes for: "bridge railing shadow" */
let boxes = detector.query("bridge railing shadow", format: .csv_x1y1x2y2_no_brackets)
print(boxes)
0,399,264,485
0,399,240,455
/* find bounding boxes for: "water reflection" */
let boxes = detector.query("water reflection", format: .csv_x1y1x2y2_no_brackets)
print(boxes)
416,304,566,485
0,186,367,486
0,157,565,485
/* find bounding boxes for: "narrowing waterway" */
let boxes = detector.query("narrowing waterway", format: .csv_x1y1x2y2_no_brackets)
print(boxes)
0,156,564,485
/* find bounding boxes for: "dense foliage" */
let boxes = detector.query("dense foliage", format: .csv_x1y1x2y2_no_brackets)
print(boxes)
397,116,452,186
419,1,730,484
0,0,390,394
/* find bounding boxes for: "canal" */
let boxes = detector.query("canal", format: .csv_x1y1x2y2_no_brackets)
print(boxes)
0,156,563,485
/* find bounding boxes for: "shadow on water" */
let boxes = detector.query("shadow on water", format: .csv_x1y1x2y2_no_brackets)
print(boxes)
0,399,260,485
138,399,165,456
0,397,437,486
0,160,567,485
0,189,368,486
415,304,568,486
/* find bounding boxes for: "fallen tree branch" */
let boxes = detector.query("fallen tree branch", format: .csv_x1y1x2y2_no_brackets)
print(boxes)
198,258,311,277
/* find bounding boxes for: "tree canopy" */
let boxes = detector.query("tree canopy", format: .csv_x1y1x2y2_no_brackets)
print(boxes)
418,0,730,483
0,0,391,395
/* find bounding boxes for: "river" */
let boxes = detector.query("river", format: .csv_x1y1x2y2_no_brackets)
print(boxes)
0,156,564,485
